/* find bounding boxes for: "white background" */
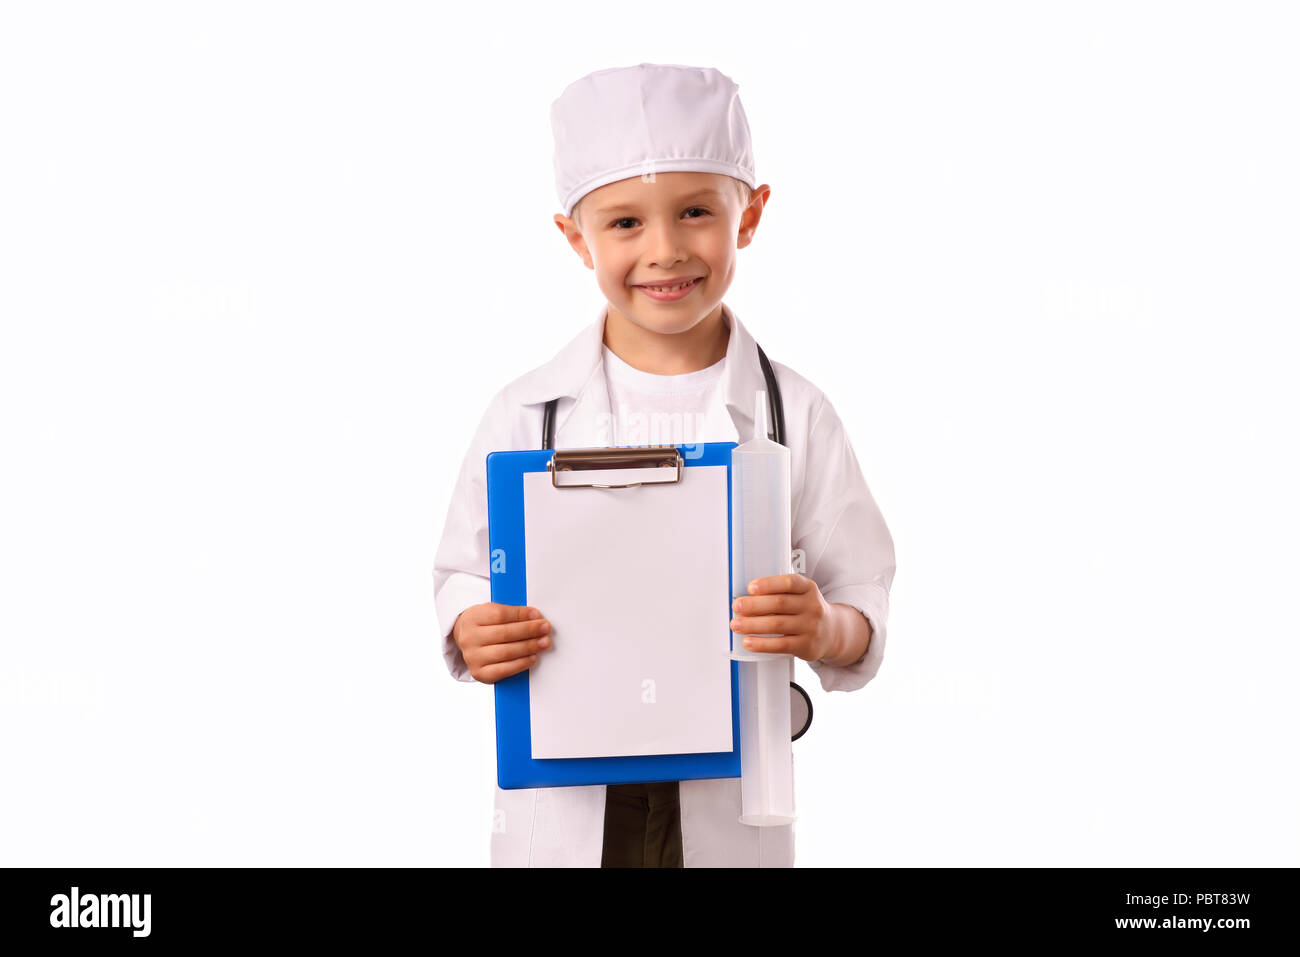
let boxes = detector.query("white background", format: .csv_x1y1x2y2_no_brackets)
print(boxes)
2,1,1296,867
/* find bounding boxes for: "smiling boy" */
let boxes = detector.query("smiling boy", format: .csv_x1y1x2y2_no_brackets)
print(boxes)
433,63,896,867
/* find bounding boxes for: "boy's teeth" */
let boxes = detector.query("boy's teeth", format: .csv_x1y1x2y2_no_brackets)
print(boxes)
646,279,695,292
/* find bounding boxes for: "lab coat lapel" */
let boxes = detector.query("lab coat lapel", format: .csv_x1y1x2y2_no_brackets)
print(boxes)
716,303,772,447
558,357,613,449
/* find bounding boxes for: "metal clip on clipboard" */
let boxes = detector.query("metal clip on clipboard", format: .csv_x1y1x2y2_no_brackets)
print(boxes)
548,445,683,489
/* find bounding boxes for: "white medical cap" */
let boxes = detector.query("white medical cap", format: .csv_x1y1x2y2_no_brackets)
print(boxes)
551,63,758,219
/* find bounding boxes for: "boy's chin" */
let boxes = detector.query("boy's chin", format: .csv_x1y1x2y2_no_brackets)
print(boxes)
620,309,713,337
612,295,717,332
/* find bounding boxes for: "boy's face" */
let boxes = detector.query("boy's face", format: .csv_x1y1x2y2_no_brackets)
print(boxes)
553,171,768,338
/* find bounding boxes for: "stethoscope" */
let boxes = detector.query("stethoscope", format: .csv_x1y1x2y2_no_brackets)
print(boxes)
540,340,814,741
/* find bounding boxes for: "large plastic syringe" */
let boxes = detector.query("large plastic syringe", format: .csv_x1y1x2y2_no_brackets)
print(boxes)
729,390,796,827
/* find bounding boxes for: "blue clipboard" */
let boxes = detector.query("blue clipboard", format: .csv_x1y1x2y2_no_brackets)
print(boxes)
486,442,741,789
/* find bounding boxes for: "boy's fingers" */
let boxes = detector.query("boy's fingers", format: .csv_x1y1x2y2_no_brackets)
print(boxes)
737,635,796,655
730,614,801,636
476,635,551,664
482,603,541,625
747,574,812,595
475,655,538,684
481,617,550,644
733,593,801,616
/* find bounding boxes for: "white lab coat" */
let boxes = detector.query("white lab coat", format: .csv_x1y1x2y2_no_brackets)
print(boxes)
433,302,895,867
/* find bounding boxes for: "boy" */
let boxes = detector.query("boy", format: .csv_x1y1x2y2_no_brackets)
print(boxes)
433,63,895,867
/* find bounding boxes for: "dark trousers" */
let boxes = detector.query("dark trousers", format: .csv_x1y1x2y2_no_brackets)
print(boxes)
600,781,684,868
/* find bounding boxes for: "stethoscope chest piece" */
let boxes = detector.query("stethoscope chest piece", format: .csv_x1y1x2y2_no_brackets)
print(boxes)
790,681,813,740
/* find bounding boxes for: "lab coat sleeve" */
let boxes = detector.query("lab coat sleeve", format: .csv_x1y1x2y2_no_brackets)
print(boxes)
795,392,896,693
432,389,509,683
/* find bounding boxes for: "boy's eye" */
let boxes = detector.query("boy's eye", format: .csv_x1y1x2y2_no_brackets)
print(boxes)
609,207,713,230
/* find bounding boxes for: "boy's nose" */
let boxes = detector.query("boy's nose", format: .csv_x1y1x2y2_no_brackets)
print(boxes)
644,226,688,265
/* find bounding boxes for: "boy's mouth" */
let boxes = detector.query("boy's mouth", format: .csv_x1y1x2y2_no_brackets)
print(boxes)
634,276,703,301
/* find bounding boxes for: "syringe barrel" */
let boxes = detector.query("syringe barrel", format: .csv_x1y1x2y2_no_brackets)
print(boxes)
731,390,796,825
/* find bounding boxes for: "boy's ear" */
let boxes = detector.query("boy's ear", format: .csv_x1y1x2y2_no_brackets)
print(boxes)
554,213,595,269
736,183,772,250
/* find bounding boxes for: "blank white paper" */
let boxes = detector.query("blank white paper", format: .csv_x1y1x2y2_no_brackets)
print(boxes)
523,464,734,759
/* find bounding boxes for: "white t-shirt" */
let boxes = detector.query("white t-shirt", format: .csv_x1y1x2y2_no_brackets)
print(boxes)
601,344,728,447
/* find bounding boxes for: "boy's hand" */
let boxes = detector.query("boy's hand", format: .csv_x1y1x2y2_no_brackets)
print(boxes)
453,603,553,684
729,573,840,663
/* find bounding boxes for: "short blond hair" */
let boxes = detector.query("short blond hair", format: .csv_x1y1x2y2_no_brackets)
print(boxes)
572,176,753,231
